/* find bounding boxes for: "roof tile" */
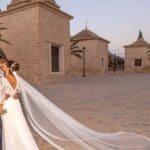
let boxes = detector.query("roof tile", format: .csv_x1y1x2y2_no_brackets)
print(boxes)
72,29,110,43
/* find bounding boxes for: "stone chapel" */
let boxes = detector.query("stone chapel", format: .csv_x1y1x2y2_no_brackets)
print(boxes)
124,31,150,72
71,27,110,75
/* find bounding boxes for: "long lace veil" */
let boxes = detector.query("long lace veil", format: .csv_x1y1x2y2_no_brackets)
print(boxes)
14,72,150,150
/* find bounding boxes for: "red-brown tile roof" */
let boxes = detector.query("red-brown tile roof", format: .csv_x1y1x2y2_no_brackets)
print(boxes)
124,39,149,48
72,29,110,43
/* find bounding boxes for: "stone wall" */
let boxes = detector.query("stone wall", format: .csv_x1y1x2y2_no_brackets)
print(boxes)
71,39,108,75
38,4,71,81
0,6,40,83
97,39,108,73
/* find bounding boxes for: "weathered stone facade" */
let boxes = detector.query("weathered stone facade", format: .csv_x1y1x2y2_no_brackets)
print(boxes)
0,0,73,83
124,32,150,72
71,28,110,75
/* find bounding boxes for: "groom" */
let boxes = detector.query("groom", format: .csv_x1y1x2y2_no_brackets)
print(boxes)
0,50,7,150
0,68,3,150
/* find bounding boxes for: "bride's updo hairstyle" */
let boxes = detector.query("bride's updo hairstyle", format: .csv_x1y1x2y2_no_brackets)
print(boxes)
11,62,20,72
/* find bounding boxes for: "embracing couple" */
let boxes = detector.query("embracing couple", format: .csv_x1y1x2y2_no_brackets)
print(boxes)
0,51,38,150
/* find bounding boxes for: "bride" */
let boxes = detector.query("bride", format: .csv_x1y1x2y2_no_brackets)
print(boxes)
0,58,39,150
0,55,150,150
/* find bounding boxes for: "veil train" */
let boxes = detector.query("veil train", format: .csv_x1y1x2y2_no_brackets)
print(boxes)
15,73,150,150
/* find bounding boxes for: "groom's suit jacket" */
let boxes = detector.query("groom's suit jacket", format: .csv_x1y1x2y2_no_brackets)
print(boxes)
0,70,3,150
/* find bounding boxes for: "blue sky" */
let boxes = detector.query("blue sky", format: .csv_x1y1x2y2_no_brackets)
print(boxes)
0,0,150,55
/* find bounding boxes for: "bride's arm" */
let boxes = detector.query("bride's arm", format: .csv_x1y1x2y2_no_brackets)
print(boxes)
0,82,4,113
7,74,20,100
0,79,9,101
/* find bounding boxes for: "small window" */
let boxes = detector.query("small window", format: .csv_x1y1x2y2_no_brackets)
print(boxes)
134,59,142,67
101,58,105,68
51,46,59,72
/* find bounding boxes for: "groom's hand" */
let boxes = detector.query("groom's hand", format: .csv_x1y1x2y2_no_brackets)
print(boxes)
13,92,20,99
5,93,10,100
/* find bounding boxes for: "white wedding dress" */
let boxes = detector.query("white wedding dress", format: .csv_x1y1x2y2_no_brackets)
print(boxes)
0,72,150,150
0,76,39,150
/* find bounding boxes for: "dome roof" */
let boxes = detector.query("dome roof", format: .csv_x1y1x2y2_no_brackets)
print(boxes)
124,30,150,48
124,39,149,48
8,0,60,11
12,0,57,5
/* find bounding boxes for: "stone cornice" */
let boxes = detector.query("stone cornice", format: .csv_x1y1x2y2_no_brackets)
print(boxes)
39,2,73,19
0,2,73,20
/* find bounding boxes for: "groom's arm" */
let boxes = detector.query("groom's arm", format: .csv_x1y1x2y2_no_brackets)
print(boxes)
13,90,20,99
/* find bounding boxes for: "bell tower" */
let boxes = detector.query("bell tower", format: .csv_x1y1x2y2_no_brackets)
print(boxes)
1,0,73,83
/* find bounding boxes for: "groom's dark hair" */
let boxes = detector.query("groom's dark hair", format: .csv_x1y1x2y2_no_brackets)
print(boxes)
0,58,9,67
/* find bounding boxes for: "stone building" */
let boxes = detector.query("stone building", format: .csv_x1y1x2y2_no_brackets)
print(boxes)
124,31,150,72
0,0,73,83
71,28,110,75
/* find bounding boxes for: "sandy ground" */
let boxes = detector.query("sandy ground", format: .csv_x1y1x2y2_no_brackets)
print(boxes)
7,72,150,150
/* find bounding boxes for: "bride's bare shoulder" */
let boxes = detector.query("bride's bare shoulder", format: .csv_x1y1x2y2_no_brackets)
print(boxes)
0,77,5,87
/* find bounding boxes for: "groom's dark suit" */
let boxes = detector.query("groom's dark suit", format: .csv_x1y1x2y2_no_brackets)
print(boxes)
0,106,1,149
0,70,4,150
